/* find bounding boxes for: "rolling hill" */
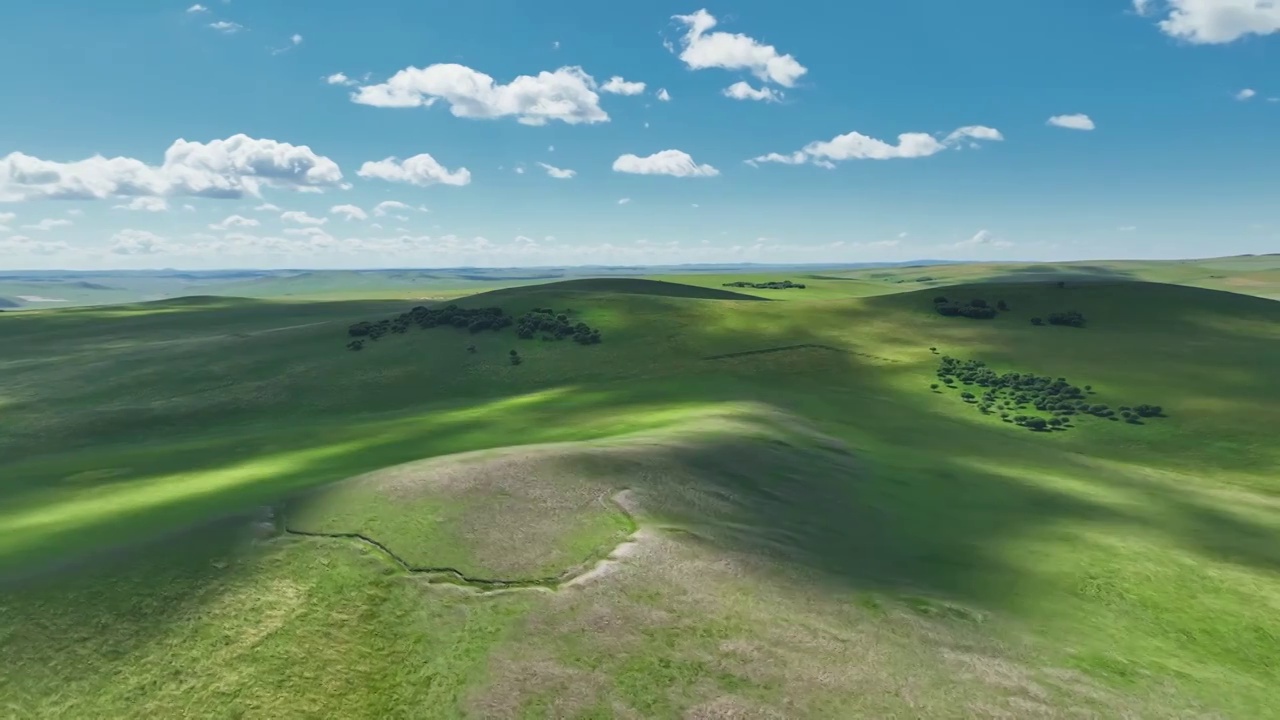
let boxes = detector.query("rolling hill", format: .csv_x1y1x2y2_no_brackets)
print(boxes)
1,275,1278,717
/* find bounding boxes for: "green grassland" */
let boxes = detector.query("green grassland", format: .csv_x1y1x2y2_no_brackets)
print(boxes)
2,268,1279,717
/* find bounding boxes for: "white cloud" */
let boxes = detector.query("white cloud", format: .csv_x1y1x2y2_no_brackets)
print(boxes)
110,229,169,255
670,9,807,87
1235,87,1257,100
2,234,68,255
747,151,806,166
1047,113,1096,130
350,64,609,126
325,72,357,86
253,202,281,212
182,204,196,211
271,33,304,55
0,211,15,231
21,218,72,231
187,4,208,13
209,21,243,34
612,150,719,177
280,210,327,225
112,196,169,212
330,204,368,220
944,125,1005,143
750,124,1002,166
357,154,472,187
954,229,1013,249
514,164,526,174
898,231,909,238
656,88,671,101
0,134,343,202
552,40,560,50
209,214,259,230
600,76,647,95
617,197,631,204
1137,0,1280,44
372,200,411,217
282,226,334,241
66,208,83,216
1118,225,1138,231
536,162,576,179
722,81,782,102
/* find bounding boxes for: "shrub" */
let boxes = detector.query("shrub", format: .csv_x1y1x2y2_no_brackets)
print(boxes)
930,383,939,390
996,300,1009,311
933,296,948,304
1047,310,1086,328
1031,317,1044,326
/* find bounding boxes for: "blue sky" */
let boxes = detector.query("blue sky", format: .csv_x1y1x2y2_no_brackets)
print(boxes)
0,0,1277,269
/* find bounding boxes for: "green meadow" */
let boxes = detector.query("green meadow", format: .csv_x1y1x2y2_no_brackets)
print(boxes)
2,258,1279,718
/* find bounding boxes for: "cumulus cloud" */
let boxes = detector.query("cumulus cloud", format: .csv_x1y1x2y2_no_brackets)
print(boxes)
112,197,168,212
617,197,631,204
536,162,576,179
722,81,782,102
1047,113,1096,130
110,229,169,255
1136,0,1280,44
612,150,719,177
954,229,1013,249
209,214,259,230
749,124,1003,166
1235,87,1257,100
21,218,72,231
670,9,807,87
325,72,357,86
187,4,208,12
280,210,327,225
372,200,412,217
350,64,609,126
209,20,243,34
600,76,647,95
357,154,472,186
656,88,671,101
330,204,368,220
0,134,343,202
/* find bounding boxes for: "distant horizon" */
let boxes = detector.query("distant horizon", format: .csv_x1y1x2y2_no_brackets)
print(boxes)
2,252,1277,277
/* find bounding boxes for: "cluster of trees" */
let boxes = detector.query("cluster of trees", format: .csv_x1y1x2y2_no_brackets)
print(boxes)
347,304,514,343
343,303,603,351
722,280,807,289
932,356,1165,431
516,308,602,344
933,296,1009,320
1030,311,1087,327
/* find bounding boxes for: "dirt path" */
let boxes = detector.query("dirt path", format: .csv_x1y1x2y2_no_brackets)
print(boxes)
282,489,648,595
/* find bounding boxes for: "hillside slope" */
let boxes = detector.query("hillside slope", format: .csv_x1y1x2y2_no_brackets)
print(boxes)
2,278,1279,716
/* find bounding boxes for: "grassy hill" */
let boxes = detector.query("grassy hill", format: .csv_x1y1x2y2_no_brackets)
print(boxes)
2,276,1279,717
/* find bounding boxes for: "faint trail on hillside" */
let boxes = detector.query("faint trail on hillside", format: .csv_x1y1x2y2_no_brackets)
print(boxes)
702,344,901,363
282,490,644,595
